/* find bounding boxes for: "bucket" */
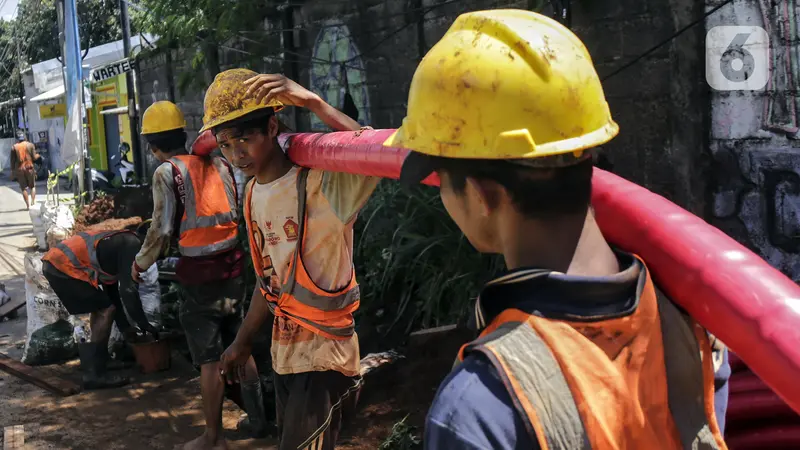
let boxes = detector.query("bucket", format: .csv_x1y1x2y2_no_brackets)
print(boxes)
130,339,171,374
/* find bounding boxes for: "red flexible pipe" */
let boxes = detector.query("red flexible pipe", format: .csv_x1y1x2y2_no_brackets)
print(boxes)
726,425,800,449
727,390,800,423
729,372,772,395
193,128,800,413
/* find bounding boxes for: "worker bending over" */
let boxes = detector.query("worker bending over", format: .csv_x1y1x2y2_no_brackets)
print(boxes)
10,131,41,209
42,227,155,390
209,69,376,450
389,10,728,449
132,101,267,450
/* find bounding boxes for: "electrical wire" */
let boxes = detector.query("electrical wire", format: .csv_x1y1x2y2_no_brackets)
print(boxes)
600,0,735,82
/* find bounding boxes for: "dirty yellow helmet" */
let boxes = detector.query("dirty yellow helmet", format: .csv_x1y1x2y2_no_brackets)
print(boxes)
386,10,619,181
141,101,187,135
200,68,284,133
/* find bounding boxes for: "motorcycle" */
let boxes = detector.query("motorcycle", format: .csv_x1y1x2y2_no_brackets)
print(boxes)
67,142,137,196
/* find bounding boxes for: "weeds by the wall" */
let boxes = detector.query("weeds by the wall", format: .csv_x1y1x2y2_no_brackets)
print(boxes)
353,180,504,344
378,416,421,450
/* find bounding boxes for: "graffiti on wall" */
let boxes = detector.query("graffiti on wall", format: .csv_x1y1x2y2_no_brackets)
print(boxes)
309,21,371,131
710,1,800,280
758,0,798,134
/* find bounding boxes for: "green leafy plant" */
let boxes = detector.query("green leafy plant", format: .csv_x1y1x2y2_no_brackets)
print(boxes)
353,181,504,341
378,416,421,450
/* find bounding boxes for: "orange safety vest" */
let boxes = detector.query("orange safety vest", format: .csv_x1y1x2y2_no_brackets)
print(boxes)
244,168,360,340
455,261,728,450
42,230,129,288
14,142,33,171
167,155,239,257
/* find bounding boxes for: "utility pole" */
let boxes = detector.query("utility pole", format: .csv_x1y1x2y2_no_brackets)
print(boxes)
118,0,143,179
58,0,92,201
14,19,27,138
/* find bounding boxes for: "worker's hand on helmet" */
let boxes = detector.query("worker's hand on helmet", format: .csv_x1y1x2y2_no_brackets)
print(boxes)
244,73,319,109
219,339,252,384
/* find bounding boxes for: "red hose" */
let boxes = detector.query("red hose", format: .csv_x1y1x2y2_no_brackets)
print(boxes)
729,372,772,395
727,390,800,423
275,129,800,413
726,425,800,449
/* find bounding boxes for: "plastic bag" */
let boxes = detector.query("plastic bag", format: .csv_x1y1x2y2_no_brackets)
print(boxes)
138,264,161,326
46,226,70,249
21,252,78,365
0,283,9,307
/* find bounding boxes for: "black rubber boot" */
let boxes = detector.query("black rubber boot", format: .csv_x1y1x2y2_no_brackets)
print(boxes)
237,377,272,438
78,343,130,390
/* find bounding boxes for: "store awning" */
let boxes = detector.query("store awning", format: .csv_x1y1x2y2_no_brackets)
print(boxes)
30,85,65,102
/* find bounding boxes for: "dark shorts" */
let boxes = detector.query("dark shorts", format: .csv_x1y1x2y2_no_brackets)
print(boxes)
178,275,246,366
16,168,35,190
274,370,362,450
42,261,113,314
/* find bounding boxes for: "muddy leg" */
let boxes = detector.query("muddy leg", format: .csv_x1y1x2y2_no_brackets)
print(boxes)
182,362,228,450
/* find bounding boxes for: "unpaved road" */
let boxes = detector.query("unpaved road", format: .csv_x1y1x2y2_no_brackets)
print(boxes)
0,177,275,449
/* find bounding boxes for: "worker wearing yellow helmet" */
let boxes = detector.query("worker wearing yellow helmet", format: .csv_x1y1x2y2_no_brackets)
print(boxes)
205,69,373,450
133,100,271,448
388,10,729,450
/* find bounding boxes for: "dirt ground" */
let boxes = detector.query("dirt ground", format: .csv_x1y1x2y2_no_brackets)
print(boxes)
0,345,275,449
0,323,470,450
0,330,468,450
0,177,472,449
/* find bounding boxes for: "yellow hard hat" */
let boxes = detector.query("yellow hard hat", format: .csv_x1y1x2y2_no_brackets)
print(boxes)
200,68,284,133
386,10,619,181
141,101,186,135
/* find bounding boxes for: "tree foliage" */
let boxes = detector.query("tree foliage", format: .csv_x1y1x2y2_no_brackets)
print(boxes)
133,0,277,88
0,0,124,103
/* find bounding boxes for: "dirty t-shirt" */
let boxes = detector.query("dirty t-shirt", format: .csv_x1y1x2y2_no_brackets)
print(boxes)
10,141,36,173
247,166,379,377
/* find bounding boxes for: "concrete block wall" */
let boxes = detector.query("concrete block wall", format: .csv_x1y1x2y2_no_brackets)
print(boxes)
133,0,714,244
286,0,708,214
707,0,800,280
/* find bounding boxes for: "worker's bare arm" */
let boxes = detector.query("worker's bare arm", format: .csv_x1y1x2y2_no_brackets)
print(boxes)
133,164,175,273
219,285,272,383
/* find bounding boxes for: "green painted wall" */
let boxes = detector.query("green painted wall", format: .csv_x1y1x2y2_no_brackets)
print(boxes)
87,73,133,171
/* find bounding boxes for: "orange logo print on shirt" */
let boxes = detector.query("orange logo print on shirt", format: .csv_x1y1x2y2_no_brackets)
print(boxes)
284,218,298,242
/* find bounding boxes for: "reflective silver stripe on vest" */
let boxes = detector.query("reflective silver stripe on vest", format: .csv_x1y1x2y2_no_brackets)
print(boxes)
180,235,239,258
57,232,118,284
170,156,238,257
263,298,355,338
463,321,591,450
656,291,721,450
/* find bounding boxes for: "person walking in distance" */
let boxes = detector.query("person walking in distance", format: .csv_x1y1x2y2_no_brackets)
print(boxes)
131,101,268,450
389,10,729,449
207,69,376,450
10,131,41,209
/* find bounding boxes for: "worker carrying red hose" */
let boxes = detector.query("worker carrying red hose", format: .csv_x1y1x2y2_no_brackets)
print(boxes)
204,69,374,450
387,10,729,449
131,101,270,450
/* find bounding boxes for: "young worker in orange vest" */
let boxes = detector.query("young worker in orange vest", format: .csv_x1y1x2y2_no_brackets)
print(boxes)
10,131,41,209
389,10,729,449
207,69,375,450
42,227,156,390
131,101,268,450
